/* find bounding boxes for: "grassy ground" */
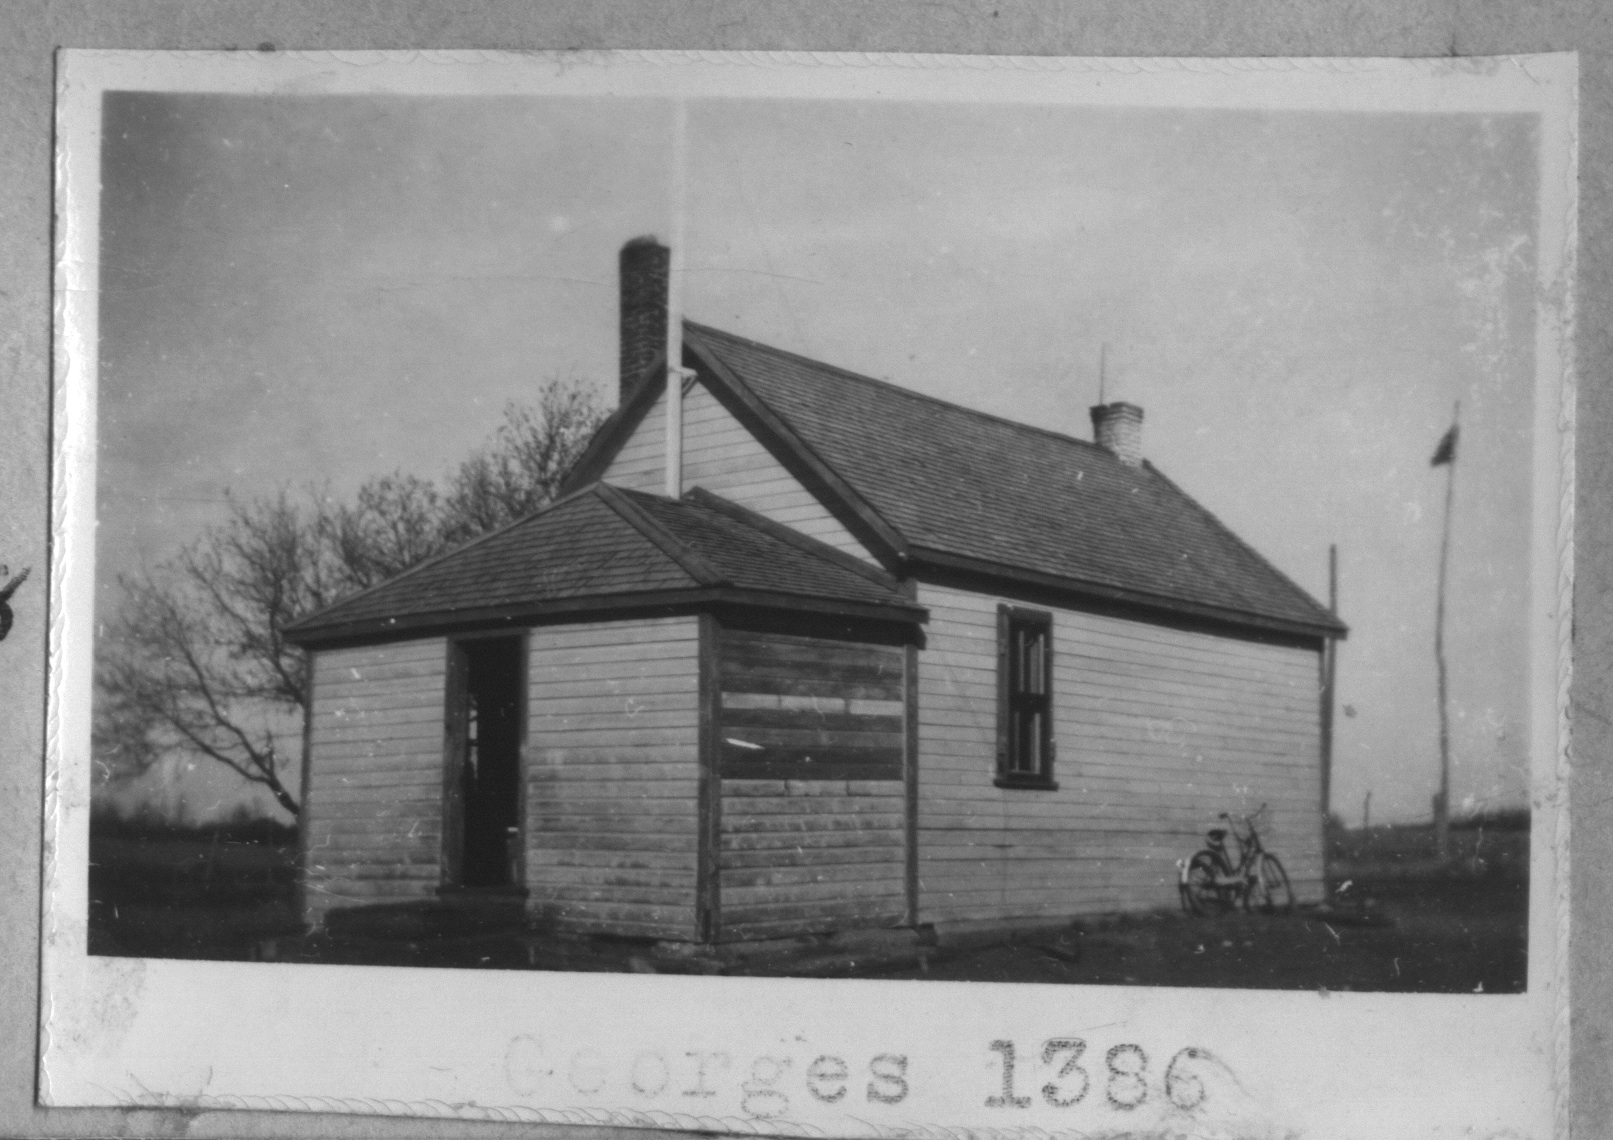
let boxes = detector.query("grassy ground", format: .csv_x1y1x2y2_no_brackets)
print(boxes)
87,832,301,959
1327,812,1530,882
874,876,1526,992
86,817,1529,991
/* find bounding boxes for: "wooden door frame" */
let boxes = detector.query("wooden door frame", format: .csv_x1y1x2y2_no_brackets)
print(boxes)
696,613,722,943
439,630,529,893
904,642,920,927
440,640,469,890
296,649,318,927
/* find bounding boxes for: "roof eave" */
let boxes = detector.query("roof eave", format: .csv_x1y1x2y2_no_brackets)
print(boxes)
1139,460,1347,638
904,544,1347,643
283,585,927,650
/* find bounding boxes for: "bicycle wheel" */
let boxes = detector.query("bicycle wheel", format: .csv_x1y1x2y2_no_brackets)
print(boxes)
1182,851,1230,916
1249,853,1294,914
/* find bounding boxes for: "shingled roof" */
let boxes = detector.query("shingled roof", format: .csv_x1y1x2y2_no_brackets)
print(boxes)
568,321,1344,642
283,482,925,647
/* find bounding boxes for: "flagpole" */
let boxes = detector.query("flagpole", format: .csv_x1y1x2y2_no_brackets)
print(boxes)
1320,544,1337,824
1433,401,1459,862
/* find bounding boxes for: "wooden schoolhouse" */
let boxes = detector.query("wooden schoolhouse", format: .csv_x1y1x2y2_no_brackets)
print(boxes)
283,237,1346,946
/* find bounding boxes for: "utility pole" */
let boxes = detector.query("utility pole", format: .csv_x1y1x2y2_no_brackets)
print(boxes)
1320,544,1338,823
1431,402,1460,863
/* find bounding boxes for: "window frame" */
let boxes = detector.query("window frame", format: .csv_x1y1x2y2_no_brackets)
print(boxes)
995,604,1058,790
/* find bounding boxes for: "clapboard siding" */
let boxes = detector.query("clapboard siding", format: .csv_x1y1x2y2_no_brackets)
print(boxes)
719,779,905,940
602,380,876,562
915,582,1324,924
303,639,448,928
718,628,905,782
524,615,702,940
713,631,909,940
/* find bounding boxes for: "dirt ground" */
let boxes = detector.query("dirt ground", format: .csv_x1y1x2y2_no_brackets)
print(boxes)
88,879,1528,994
87,834,300,959
875,879,1527,993
87,825,1529,993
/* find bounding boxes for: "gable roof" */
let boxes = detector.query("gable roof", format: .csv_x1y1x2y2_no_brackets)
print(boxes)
282,482,925,647
567,321,1344,642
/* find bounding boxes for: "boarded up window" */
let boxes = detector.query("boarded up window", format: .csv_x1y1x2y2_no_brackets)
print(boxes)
717,628,905,780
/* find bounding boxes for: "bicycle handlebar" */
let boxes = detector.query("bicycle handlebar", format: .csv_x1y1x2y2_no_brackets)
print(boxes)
1214,805,1271,841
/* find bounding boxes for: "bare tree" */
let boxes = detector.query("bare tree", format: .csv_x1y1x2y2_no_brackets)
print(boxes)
0,565,29,641
94,378,607,817
440,381,604,544
95,493,320,815
315,473,446,590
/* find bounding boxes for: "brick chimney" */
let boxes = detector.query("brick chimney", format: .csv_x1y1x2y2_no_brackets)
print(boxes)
619,236,671,405
1090,402,1144,466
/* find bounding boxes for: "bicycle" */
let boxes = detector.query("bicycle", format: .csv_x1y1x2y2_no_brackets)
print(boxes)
1178,804,1294,915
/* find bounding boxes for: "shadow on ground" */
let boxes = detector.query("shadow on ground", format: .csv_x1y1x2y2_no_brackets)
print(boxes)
88,825,1527,992
876,878,1527,992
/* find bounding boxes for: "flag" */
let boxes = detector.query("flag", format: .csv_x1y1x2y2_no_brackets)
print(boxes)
1430,423,1458,467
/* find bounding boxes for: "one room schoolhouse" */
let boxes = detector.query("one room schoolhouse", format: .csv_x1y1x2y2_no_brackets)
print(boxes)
283,237,1347,950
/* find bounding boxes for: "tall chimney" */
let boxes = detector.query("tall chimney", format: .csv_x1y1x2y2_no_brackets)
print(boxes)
1090,402,1145,466
619,236,671,405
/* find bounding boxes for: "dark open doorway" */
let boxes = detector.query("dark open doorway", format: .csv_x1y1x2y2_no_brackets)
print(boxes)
447,636,525,890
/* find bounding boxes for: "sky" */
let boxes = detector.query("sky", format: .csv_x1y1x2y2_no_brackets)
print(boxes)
95,91,1541,824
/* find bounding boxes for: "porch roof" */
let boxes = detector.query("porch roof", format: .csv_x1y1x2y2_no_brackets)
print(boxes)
282,483,925,648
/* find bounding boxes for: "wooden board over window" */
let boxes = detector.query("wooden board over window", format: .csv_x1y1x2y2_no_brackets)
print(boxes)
716,628,905,781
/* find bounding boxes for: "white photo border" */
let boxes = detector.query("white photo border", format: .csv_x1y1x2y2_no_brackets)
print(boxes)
43,49,1577,1140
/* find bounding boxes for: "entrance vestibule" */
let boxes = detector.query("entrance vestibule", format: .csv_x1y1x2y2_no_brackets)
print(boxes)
446,636,525,889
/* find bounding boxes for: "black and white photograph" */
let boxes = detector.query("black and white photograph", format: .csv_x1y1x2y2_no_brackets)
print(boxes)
41,50,1573,1139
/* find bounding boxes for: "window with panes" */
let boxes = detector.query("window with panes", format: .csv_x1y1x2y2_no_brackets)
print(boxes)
996,605,1056,789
